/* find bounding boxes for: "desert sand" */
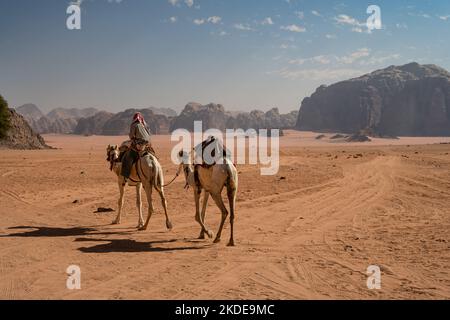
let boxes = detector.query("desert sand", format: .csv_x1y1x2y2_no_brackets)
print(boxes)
0,130,449,299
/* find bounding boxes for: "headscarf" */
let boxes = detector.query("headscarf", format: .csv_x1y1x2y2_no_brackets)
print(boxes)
132,112,147,126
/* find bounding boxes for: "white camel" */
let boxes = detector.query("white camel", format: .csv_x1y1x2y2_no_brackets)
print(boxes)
106,145,172,231
178,149,238,246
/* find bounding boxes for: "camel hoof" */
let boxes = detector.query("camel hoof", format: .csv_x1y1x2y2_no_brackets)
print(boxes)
137,224,144,229
112,220,120,225
166,221,173,230
207,230,214,239
138,226,147,231
227,240,235,247
213,238,221,244
198,233,206,240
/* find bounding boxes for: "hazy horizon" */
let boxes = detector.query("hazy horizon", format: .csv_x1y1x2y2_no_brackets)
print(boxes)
1,0,450,113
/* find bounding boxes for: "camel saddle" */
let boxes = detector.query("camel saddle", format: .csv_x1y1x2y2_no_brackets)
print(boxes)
119,139,157,162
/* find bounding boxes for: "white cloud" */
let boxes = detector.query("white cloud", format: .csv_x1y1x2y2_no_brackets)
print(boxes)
396,23,408,29
359,54,401,66
193,19,205,25
334,14,365,27
271,68,363,81
234,23,255,31
408,12,431,19
207,16,222,24
338,48,370,64
280,43,296,49
289,55,331,66
439,15,450,21
168,0,194,8
169,16,177,23
194,16,222,25
351,27,365,33
287,48,393,68
261,17,274,25
334,14,373,33
311,10,322,17
280,24,306,33
271,48,401,81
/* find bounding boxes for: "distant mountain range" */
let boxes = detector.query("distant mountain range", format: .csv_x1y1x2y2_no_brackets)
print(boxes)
15,105,99,134
296,62,450,136
15,103,298,136
170,102,298,134
15,105,178,135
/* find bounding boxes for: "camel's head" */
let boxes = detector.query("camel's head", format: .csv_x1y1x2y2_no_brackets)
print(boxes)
178,149,193,182
106,145,120,171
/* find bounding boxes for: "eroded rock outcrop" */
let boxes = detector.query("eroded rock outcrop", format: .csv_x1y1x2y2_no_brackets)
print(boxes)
171,103,297,133
0,109,50,149
296,63,450,136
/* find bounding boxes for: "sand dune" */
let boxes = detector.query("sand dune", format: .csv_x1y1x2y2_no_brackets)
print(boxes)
0,131,449,299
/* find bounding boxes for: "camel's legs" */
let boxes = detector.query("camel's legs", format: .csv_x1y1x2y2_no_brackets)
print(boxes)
136,183,144,229
198,191,212,239
113,182,125,225
140,183,154,231
156,186,172,230
211,192,229,244
227,185,237,246
194,188,213,238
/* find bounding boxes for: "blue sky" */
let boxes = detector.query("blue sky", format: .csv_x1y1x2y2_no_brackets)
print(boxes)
0,0,449,113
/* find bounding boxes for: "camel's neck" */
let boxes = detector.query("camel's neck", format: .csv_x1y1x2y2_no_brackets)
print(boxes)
183,164,196,187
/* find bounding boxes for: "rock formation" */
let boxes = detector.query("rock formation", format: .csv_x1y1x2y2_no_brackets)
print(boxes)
0,109,50,149
296,62,450,136
74,111,114,135
171,103,297,133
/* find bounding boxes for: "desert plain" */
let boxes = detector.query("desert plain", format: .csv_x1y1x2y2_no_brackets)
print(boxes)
0,131,449,299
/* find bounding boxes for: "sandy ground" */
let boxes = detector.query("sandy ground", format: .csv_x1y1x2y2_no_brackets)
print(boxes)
0,130,449,300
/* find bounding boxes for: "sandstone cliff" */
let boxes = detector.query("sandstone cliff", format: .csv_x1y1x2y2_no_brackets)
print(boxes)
296,63,450,136
0,109,50,149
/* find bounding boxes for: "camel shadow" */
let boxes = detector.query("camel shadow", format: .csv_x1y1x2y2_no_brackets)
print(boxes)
74,238,209,253
1,225,132,238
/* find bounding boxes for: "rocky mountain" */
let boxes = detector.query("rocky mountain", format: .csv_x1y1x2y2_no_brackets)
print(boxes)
148,106,178,117
46,107,99,121
100,109,167,136
0,109,50,149
227,108,298,131
74,108,173,136
171,103,298,133
15,105,97,134
14,102,296,136
296,62,450,136
32,116,78,134
74,111,114,135
15,104,44,123
170,103,229,132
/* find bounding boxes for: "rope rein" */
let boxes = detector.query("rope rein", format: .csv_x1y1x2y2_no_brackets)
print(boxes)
163,171,180,188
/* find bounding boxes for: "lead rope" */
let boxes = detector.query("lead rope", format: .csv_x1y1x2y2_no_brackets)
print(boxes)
163,171,180,188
